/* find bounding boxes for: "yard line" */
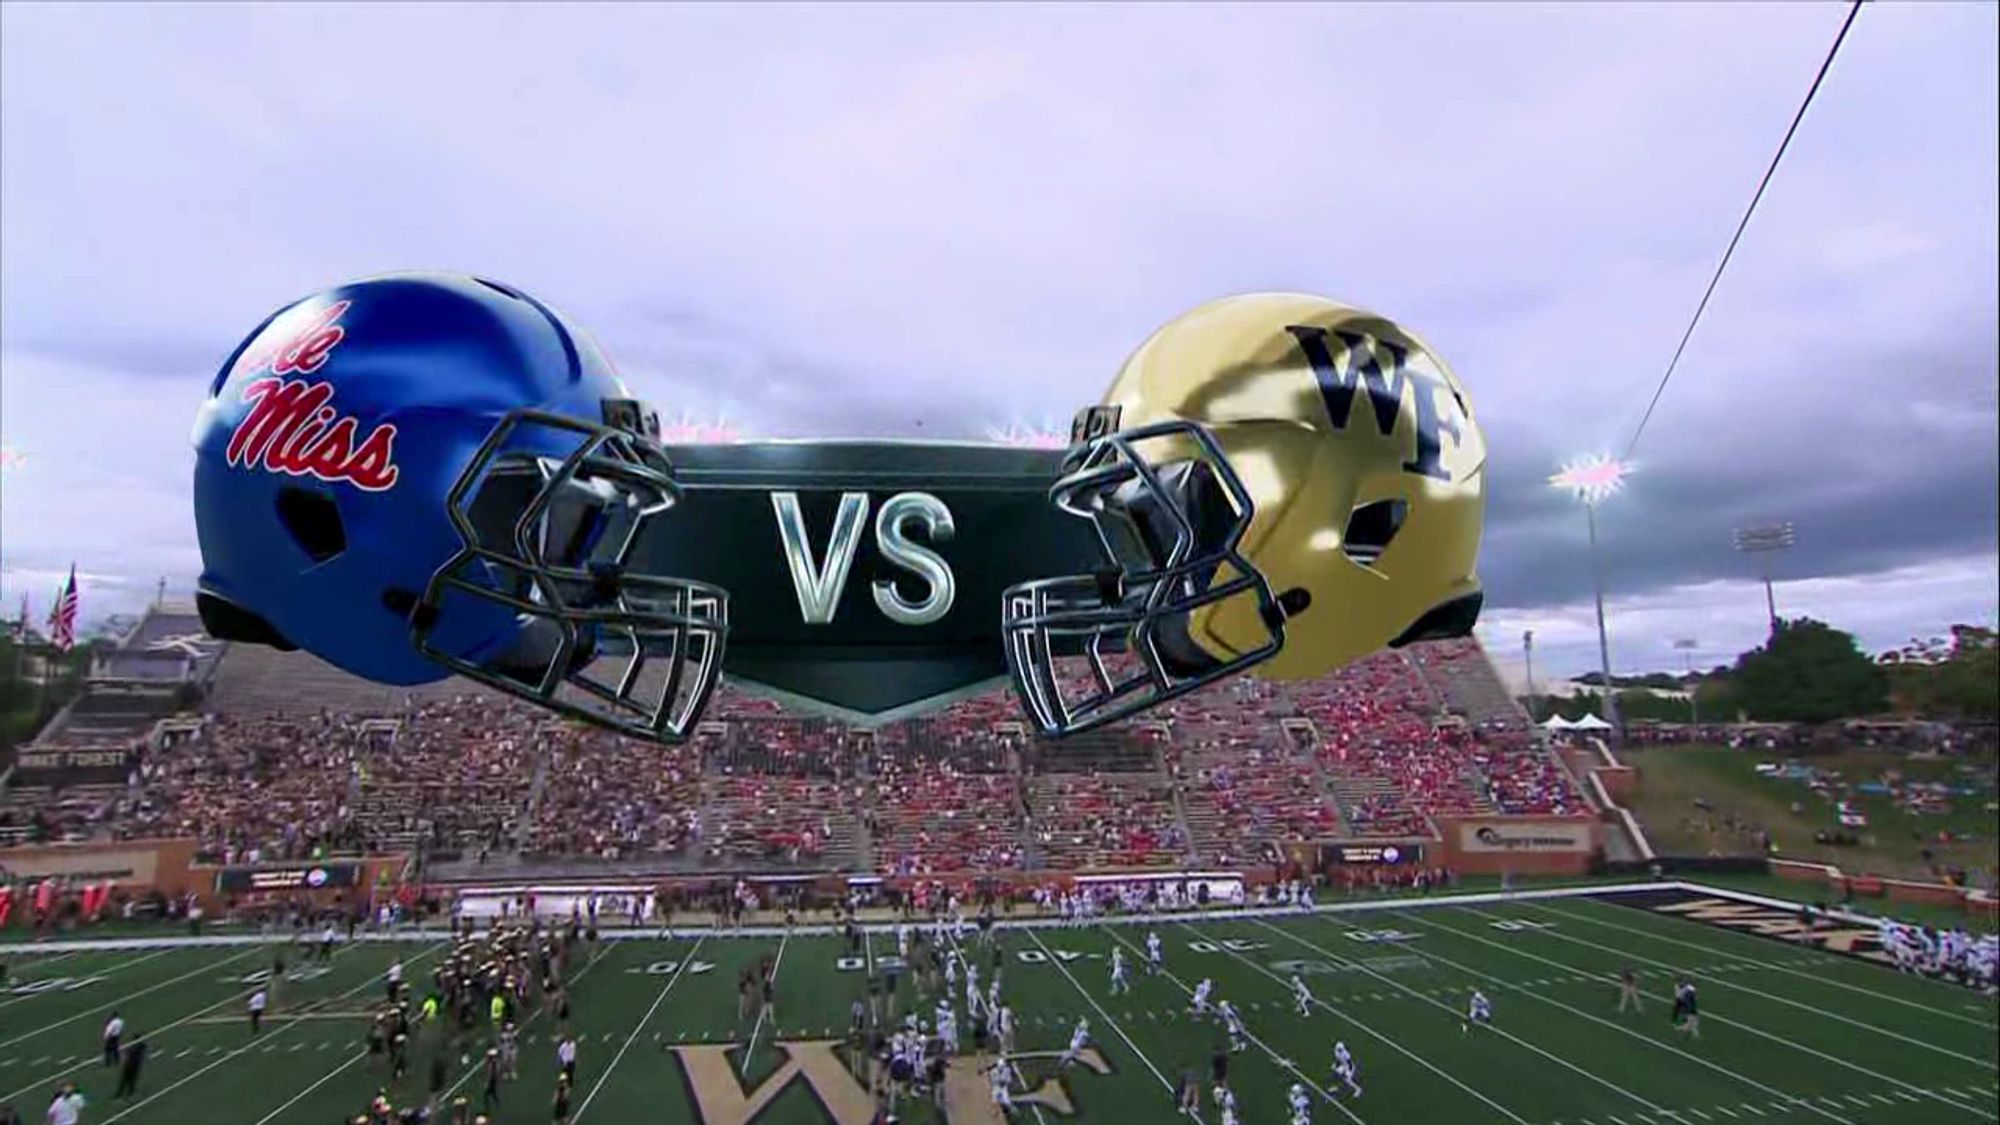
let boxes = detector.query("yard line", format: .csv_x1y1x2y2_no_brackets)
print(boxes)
739,929,788,1078
1096,925,1362,1125
1171,921,1531,1125
572,933,712,1122
1022,927,1205,1125
1533,902,2000,1055
1457,906,1990,1119
0,948,170,1011
260,938,621,1125
0,941,367,1105
1385,911,1853,1125
1602,919,1994,1035
0,943,266,1049
99,940,447,1123
937,917,1050,1125
1245,918,1671,1117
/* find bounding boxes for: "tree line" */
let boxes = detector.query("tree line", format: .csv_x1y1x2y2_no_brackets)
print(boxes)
1528,618,1997,727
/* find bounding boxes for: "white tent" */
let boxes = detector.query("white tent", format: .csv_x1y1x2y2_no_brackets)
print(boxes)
1570,713,1613,731
1539,715,1576,731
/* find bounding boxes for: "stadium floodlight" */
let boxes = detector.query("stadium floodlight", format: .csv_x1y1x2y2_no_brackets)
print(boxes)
656,413,744,444
1522,629,1539,724
1732,521,1795,630
1549,454,1632,741
1548,454,1631,507
984,419,1072,449
1673,638,1700,726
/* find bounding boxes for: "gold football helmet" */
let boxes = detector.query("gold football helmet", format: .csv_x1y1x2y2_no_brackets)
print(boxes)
1003,292,1486,737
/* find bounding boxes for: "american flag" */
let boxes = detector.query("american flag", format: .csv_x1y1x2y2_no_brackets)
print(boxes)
47,564,78,652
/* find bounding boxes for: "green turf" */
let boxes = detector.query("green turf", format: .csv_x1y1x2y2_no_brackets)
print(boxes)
0,888,1993,1124
1623,746,2000,879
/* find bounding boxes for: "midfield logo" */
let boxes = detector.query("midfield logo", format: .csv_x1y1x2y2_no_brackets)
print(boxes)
671,1040,1111,1124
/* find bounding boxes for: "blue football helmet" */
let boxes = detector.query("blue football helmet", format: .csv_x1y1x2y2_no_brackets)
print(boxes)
192,273,728,741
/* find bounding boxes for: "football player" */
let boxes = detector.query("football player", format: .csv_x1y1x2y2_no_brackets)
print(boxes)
1466,989,1492,1031
1289,1081,1313,1125
1058,1017,1090,1069
1330,1040,1362,1099
1218,1000,1247,1054
1190,977,1215,1018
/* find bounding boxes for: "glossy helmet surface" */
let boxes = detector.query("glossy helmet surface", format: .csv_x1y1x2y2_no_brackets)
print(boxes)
1003,293,1485,736
192,272,726,740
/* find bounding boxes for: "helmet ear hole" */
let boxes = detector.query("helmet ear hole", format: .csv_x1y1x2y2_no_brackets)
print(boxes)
275,487,348,563
1342,499,1408,567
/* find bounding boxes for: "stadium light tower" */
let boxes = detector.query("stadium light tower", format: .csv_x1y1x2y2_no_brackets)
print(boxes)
1732,521,1795,632
1673,637,1700,726
1522,629,1539,723
1549,455,1631,742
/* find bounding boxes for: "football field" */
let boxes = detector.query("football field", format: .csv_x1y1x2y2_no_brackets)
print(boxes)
1,886,1994,1124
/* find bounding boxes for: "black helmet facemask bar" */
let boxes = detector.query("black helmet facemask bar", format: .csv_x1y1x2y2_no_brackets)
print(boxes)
412,405,728,743
1001,418,1287,738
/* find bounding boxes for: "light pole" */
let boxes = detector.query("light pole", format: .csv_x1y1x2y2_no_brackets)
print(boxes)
1733,522,1795,633
1523,629,1538,724
1550,455,1631,743
1673,637,1699,726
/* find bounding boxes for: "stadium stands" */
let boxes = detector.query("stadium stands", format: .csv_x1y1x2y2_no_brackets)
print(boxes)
1,603,1593,872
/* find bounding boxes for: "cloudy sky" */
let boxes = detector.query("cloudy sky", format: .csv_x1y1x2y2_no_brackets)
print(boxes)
2,2,1994,682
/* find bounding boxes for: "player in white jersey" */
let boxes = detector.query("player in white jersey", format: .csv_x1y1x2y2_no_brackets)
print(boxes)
1058,1017,1090,1068
1146,931,1164,976
1190,977,1214,1017
1331,1040,1362,1098
945,953,959,990
997,1004,1017,1055
1291,974,1314,1017
1289,1081,1313,1125
936,1001,959,1055
987,1054,1017,1112
966,976,983,1017
1219,1000,1247,1053
967,962,981,998
987,978,1003,1018
1467,989,1492,1031
1213,1083,1239,1125
1109,947,1132,995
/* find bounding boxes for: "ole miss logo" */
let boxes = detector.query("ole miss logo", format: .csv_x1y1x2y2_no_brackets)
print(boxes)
224,301,399,491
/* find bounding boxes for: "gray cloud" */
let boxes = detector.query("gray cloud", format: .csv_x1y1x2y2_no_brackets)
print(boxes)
1,2,1994,672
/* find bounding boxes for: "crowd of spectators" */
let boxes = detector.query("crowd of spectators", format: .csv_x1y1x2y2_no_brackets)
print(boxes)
866,729,1024,874
116,712,371,863
3,640,1598,872
525,726,701,861
1024,771,1185,869
1164,679,1342,863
